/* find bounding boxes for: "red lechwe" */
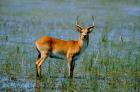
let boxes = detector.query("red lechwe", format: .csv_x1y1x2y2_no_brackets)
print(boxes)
35,16,95,79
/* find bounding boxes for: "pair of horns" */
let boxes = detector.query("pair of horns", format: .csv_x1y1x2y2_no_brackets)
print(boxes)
76,16,95,31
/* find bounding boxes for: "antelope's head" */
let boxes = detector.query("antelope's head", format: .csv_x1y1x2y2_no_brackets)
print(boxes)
76,16,95,40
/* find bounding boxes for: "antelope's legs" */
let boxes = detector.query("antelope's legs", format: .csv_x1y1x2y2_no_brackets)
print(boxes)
67,57,75,78
36,52,48,78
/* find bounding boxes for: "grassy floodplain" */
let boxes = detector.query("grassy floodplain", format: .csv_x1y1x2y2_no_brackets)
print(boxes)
0,0,140,91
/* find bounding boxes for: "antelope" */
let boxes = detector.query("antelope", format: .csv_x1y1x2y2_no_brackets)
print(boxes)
35,16,95,78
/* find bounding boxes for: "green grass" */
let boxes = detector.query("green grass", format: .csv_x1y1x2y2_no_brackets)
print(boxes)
0,0,140,91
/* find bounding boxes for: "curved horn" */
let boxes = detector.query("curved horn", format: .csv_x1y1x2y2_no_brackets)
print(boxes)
75,16,82,32
87,16,95,31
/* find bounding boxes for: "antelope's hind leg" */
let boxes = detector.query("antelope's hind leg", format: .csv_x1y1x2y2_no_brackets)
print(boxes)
36,51,48,78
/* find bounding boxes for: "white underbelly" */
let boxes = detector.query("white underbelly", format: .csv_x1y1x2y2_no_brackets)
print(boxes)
49,52,81,61
49,52,66,60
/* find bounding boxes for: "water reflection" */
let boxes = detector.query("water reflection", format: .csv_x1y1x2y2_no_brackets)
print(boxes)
35,79,41,92
0,0,140,91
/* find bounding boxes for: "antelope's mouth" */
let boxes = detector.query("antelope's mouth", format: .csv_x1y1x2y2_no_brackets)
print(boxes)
82,35,88,39
84,36,87,39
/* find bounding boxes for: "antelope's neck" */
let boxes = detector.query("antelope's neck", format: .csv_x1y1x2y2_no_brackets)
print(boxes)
78,37,89,53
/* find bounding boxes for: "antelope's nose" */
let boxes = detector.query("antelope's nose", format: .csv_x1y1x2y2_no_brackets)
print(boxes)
83,35,87,38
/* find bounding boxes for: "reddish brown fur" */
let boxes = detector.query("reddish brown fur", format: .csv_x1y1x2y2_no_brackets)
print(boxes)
35,18,95,79
36,36,80,55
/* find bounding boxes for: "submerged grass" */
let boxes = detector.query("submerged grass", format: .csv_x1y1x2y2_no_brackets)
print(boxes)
0,0,140,91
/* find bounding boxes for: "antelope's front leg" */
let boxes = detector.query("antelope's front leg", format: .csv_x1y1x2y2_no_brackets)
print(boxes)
67,57,75,78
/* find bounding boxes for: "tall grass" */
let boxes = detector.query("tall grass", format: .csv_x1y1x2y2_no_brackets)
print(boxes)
0,0,140,91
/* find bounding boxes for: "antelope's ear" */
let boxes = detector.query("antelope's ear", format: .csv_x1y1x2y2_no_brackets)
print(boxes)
87,24,95,33
76,25,82,32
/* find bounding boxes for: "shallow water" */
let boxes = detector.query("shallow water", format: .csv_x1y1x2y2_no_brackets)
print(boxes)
0,0,140,91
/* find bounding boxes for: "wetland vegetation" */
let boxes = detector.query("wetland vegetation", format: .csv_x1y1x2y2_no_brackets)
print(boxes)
0,0,140,91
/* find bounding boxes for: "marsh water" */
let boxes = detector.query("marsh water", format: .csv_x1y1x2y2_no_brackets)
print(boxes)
0,0,140,91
